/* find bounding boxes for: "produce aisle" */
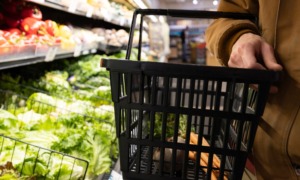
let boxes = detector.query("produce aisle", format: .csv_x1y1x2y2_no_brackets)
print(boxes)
0,53,126,179
0,0,150,179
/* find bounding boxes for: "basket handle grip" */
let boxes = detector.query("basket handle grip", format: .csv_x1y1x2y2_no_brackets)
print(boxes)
126,9,257,61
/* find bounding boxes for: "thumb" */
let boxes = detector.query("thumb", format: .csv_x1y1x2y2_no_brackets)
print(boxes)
261,43,283,71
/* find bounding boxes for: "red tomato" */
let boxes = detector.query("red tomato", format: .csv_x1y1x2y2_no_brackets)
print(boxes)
21,5,43,20
20,17,42,35
44,20,59,36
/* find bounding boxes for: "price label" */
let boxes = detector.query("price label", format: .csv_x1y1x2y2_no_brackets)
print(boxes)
45,47,58,62
119,17,125,26
86,7,94,18
68,2,77,13
82,50,89,55
91,49,97,53
74,44,82,57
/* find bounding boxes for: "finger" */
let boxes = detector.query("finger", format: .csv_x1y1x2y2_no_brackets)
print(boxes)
241,46,266,70
261,43,283,71
228,55,242,68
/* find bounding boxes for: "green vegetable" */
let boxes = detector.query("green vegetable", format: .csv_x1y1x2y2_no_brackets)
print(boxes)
17,110,51,130
90,105,114,123
0,109,18,130
26,93,66,114
65,55,109,84
84,76,110,87
34,71,72,97
0,54,118,179
151,113,189,139
0,139,86,180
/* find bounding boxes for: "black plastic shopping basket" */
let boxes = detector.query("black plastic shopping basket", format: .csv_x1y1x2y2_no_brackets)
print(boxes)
101,9,278,180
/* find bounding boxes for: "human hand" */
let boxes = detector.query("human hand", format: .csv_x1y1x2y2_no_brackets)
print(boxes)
229,33,283,93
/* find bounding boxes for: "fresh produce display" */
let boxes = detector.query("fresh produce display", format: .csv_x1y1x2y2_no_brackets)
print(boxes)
92,28,129,47
0,0,134,62
0,0,61,46
0,54,124,179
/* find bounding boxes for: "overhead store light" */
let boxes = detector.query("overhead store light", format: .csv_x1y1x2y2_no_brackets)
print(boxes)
193,0,198,5
213,0,219,6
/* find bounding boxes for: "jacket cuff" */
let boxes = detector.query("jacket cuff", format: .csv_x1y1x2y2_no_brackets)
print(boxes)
218,26,259,66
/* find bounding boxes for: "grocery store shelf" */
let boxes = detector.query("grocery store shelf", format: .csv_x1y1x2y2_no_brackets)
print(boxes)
0,47,98,70
26,0,131,29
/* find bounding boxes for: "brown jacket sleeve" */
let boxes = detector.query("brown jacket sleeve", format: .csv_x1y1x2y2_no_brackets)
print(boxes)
205,0,260,66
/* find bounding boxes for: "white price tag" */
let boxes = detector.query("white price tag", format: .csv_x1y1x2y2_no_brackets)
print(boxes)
91,49,97,53
82,50,89,55
45,47,58,62
68,2,78,13
119,17,125,26
74,44,82,57
86,7,94,18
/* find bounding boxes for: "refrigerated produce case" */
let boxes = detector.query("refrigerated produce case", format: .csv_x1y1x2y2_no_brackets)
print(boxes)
0,0,139,178
0,60,117,179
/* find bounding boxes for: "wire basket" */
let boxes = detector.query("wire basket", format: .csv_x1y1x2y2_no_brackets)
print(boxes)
0,134,89,179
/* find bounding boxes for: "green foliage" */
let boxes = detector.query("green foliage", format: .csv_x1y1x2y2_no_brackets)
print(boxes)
0,109,18,130
26,93,66,114
151,113,189,139
0,54,117,179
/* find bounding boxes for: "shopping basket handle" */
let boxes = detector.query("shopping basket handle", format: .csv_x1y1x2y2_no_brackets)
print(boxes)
126,9,257,60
